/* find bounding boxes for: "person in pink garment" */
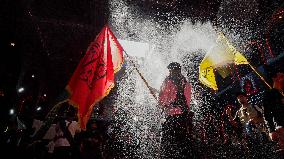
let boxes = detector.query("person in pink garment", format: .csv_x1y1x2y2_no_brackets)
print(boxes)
159,62,193,158
159,62,192,116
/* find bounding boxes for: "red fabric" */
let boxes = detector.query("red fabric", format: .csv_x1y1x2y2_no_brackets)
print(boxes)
66,25,123,130
159,78,191,116
159,80,177,107
184,82,191,110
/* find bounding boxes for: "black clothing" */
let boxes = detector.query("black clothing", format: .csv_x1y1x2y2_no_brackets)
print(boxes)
167,75,188,114
161,74,191,158
263,88,284,132
161,115,188,159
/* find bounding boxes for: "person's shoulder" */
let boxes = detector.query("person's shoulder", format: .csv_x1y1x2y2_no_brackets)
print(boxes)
163,76,173,84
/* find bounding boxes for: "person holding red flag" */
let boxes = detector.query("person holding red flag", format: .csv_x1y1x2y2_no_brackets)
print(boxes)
158,62,193,158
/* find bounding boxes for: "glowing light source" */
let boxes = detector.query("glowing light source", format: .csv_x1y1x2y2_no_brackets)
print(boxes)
4,126,8,133
43,94,47,97
36,107,42,111
279,15,283,19
10,42,15,47
18,87,24,93
9,109,14,115
32,74,35,78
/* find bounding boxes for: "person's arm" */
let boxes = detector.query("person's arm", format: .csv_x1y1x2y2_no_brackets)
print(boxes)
232,110,241,127
233,110,239,121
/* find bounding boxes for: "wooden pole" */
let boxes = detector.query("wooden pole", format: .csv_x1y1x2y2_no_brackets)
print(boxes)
248,63,272,89
123,51,158,101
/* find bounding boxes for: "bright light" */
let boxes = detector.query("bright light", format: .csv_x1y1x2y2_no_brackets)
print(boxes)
31,74,35,78
36,107,42,111
118,39,150,58
10,42,15,47
18,87,24,93
4,126,8,133
279,15,283,19
43,94,47,97
9,109,14,115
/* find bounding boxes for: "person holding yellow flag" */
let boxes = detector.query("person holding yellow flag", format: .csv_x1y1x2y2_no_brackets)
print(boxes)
199,32,271,91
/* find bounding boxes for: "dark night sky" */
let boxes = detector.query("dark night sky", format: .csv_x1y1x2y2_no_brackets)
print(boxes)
0,0,283,124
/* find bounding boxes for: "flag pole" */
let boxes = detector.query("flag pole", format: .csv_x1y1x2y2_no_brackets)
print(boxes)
248,63,272,89
31,99,69,142
211,23,272,90
123,51,158,101
215,29,272,89
44,99,69,119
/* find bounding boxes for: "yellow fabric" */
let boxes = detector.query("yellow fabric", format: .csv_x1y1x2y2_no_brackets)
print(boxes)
199,32,249,90
199,57,218,91
234,52,249,65
218,33,248,65
216,65,232,79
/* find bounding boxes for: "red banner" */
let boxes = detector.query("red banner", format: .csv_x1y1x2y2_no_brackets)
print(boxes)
66,25,124,130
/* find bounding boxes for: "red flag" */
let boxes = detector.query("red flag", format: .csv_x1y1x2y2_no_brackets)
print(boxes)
66,25,124,130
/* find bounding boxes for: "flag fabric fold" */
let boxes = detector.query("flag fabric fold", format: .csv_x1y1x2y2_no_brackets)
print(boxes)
199,32,249,91
66,25,124,130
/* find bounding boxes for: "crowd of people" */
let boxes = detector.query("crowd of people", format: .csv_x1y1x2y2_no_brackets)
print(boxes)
1,62,284,159
156,62,284,158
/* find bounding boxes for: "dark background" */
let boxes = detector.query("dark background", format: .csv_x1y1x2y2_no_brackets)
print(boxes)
0,0,283,127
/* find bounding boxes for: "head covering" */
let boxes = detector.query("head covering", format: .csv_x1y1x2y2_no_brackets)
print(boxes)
167,62,181,70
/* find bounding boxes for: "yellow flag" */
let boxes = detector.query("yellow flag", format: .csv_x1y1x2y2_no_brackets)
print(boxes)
199,56,218,91
199,32,249,90
218,33,249,65
234,52,249,65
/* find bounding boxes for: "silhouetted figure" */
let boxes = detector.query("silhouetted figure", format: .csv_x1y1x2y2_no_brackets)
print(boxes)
158,62,193,158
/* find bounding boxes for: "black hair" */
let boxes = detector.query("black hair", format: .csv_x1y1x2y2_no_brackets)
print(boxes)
167,62,181,70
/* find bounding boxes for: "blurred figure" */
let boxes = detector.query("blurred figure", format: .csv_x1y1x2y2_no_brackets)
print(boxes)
79,121,103,159
158,62,192,158
263,69,284,155
53,118,72,159
220,105,241,144
234,92,266,145
243,79,258,96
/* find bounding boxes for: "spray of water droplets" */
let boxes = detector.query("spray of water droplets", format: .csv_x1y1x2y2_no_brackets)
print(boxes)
217,0,260,58
107,0,279,158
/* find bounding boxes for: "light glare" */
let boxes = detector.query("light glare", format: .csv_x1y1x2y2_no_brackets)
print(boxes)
9,109,14,115
18,87,24,93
